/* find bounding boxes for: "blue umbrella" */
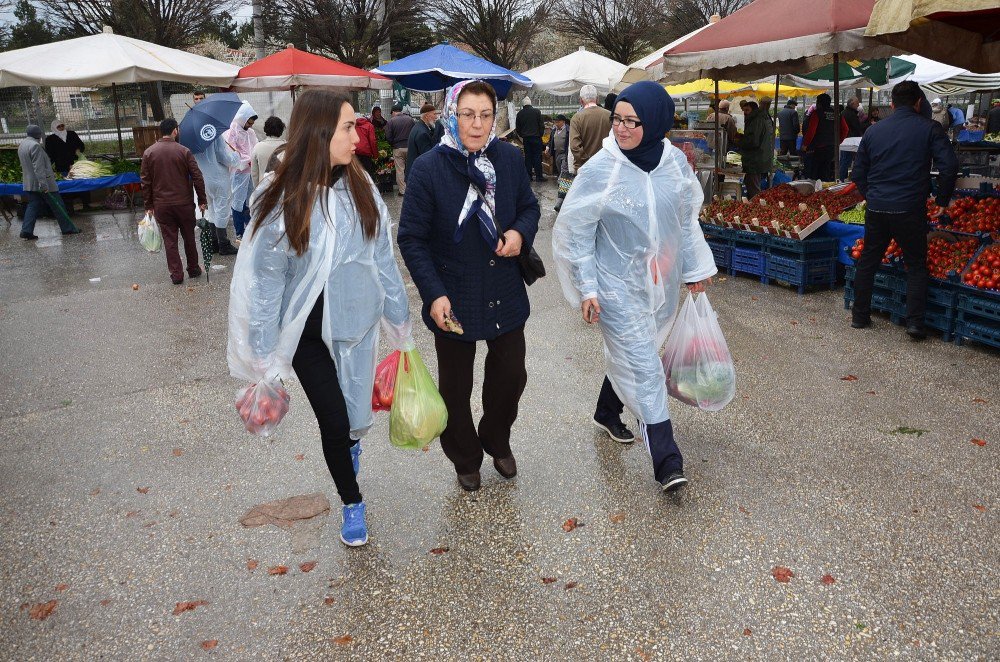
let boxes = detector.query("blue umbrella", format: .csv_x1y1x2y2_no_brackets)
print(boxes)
178,92,244,154
372,43,533,100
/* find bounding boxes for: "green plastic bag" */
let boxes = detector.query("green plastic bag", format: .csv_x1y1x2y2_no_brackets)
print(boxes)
389,349,448,449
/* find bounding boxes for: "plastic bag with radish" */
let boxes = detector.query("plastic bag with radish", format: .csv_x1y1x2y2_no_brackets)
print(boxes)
235,376,290,437
661,292,735,412
137,212,162,253
371,350,401,412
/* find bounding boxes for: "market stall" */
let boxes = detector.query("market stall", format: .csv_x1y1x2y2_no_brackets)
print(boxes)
372,43,532,100
230,44,392,99
521,47,628,96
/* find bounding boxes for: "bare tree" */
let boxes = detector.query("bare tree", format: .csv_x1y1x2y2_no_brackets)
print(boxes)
433,0,549,70
552,0,670,65
268,0,424,69
664,0,752,40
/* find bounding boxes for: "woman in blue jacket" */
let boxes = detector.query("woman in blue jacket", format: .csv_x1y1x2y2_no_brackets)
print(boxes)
398,79,540,492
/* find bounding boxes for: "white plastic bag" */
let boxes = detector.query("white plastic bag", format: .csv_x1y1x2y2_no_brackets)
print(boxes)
138,212,162,253
661,292,735,412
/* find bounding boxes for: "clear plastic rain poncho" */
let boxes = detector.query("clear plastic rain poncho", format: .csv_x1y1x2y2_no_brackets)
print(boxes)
224,102,258,213
193,134,240,229
227,174,413,439
552,135,717,424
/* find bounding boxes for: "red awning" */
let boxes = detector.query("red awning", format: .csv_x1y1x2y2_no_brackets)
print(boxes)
230,46,392,91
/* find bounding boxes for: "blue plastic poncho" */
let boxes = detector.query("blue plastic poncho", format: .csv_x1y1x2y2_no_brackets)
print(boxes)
552,135,717,424
227,174,413,438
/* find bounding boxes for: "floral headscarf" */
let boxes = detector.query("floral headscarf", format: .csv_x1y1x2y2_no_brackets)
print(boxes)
439,80,499,248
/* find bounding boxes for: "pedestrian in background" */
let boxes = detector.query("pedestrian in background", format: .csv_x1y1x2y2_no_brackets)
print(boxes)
192,91,240,256
17,125,79,240
850,81,958,341
930,98,951,129
140,119,207,284
547,113,570,177
406,103,443,182
802,93,847,181
570,84,612,172
987,99,1000,134
384,103,415,196
370,105,387,131
706,99,739,149
553,81,716,492
839,97,865,180
398,80,540,493
740,100,771,199
515,96,546,181
251,116,285,188
229,90,413,547
354,113,378,179
224,102,258,242
777,99,800,155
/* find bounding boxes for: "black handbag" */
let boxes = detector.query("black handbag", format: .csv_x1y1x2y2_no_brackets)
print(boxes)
474,186,546,286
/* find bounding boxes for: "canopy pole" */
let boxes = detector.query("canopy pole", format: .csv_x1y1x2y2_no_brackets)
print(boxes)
772,74,780,126
111,82,125,160
833,53,840,182
291,85,297,103
868,87,873,112
714,78,721,179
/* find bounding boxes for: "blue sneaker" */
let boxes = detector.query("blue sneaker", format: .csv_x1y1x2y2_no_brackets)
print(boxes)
340,502,368,547
350,441,362,476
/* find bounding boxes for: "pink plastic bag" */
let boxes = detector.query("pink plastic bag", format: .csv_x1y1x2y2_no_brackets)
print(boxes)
235,376,290,437
372,350,401,412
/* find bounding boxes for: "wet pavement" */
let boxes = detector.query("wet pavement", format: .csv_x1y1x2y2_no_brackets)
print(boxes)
0,184,997,661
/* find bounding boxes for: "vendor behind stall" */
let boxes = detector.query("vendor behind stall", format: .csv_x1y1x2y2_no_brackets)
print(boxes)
45,120,92,211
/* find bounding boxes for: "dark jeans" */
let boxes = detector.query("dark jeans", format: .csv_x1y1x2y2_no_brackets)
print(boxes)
434,327,527,474
522,136,544,180
778,138,796,155
292,296,361,505
744,171,764,199
595,376,682,480
21,191,76,235
155,203,200,281
852,208,928,327
805,145,835,181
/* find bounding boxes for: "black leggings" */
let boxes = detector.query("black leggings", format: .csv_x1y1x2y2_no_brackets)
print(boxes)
291,295,361,505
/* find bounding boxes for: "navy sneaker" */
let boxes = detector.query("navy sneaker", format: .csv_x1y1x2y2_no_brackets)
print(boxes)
593,417,635,444
340,502,368,547
350,441,362,476
661,471,689,492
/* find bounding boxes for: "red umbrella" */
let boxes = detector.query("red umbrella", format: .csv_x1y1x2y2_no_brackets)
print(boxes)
230,45,392,97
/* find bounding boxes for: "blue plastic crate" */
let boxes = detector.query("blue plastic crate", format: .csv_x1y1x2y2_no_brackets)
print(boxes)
954,318,1000,349
922,303,957,341
766,254,837,294
730,229,768,248
707,240,731,270
845,284,905,316
731,247,768,282
956,289,1000,324
767,234,839,259
926,281,958,309
699,221,733,241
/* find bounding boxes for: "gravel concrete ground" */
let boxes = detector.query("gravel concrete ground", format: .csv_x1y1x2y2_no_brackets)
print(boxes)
0,183,997,661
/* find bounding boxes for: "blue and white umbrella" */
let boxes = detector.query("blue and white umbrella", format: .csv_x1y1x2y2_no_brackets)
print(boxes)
178,92,244,154
373,43,532,100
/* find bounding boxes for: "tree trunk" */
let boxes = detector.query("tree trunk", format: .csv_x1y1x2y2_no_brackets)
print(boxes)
146,82,166,121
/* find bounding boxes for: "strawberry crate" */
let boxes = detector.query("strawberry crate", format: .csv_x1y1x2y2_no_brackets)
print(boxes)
766,254,837,294
730,228,768,248
707,240,731,270
767,234,838,259
699,221,733,241
731,247,768,283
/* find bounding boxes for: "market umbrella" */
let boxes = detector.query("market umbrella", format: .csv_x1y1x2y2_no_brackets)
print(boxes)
663,79,751,100
865,0,1000,74
372,43,533,99
521,47,628,96
0,26,239,158
230,44,392,99
789,56,916,88
899,54,1000,95
635,23,713,83
177,93,244,154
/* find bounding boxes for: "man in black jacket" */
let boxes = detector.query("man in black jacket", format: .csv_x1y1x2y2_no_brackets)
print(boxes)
987,99,1000,134
850,81,958,340
406,103,443,183
384,104,415,195
515,96,546,181
839,98,865,180
776,100,800,156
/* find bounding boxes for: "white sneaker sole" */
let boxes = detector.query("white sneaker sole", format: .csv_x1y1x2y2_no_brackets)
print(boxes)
592,419,635,444
662,476,689,492
340,533,368,547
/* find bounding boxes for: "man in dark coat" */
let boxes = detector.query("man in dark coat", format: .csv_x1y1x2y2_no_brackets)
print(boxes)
515,96,546,181
839,97,865,180
384,103,415,195
405,103,443,182
777,100,800,155
987,99,1000,134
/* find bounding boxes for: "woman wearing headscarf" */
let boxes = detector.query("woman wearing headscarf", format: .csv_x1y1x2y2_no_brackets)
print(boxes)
228,90,412,547
552,81,717,493
223,102,259,240
398,80,540,492
45,120,87,176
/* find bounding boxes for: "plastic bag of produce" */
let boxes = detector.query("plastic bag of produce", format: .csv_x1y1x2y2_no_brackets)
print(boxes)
235,376,290,437
389,349,447,449
371,350,400,412
661,292,735,412
137,213,162,252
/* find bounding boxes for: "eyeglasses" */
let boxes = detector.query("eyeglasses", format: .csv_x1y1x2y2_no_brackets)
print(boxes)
611,115,642,130
457,110,495,123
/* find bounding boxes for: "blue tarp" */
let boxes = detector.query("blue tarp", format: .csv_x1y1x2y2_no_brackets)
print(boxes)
0,172,139,196
372,44,532,100
822,221,865,266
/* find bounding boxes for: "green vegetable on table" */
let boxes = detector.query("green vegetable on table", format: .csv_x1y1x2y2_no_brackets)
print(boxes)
837,202,867,225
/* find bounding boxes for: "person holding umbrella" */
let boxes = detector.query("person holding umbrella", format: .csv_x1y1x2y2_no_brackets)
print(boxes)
17,124,78,240
224,102,259,242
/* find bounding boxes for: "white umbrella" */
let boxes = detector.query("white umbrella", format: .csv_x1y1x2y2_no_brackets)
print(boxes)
521,47,628,96
896,54,1000,95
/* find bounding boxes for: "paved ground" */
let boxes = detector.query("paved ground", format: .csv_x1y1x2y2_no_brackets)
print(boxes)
1,183,997,661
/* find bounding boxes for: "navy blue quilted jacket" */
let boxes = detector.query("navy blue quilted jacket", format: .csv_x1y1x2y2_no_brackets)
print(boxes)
398,141,540,342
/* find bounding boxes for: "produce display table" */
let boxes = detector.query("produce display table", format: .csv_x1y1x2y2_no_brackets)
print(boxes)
823,221,865,266
0,172,140,196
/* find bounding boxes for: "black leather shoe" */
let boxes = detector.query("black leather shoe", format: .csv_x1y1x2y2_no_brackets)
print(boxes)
457,471,481,491
493,456,517,479
906,325,927,340
851,318,871,329
171,277,184,285
20,232,38,240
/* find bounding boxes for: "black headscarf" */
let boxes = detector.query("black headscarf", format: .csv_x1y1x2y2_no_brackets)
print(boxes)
613,81,675,172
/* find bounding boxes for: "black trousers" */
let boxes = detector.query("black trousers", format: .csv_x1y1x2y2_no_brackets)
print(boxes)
291,296,361,505
523,136,545,180
852,208,928,327
594,375,625,424
434,327,527,475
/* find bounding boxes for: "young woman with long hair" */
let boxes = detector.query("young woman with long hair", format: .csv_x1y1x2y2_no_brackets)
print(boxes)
228,90,413,547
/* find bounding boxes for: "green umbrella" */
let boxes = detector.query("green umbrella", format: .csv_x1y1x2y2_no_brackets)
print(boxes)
793,57,916,88
197,212,214,282
45,192,78,232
